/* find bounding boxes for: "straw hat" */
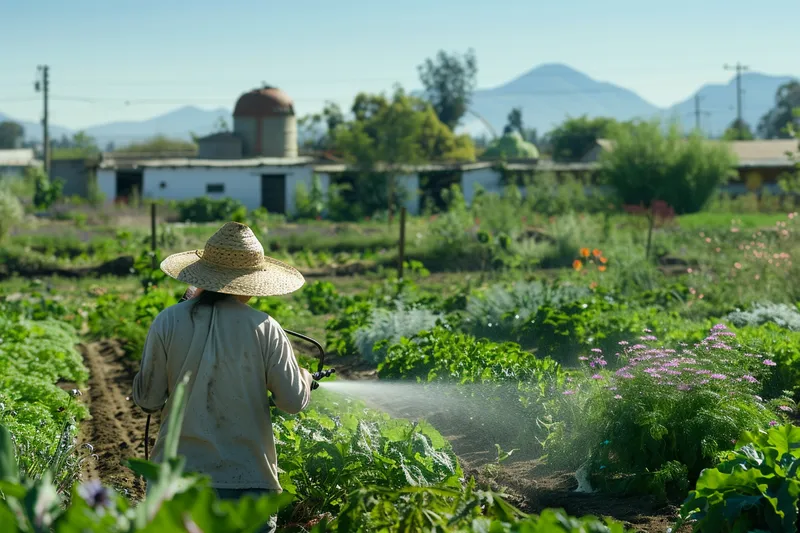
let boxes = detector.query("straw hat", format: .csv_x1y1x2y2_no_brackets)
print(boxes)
160,222,305,296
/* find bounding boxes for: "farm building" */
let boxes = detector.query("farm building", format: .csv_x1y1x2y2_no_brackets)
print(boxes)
0,148,40,176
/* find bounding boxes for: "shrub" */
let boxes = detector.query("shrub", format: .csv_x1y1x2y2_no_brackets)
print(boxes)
176,197,247,223
0,185,24,241
543,324,790,500
727,302,800,331
462,280,590,342
601,120,737,215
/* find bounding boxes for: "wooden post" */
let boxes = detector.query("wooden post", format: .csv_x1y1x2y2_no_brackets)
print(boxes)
398,207,406,279
150,203,157,269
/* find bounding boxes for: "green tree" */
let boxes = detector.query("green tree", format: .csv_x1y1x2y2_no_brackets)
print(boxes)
549,116,619,162
757,80,800,139
417,49,478,131
482,132,539,160
298,102,345,151
0,121,24,149
115,135,198,155
723,118,755,141
601,119,736,216
52,131,101,159
504,107,538,144
333,87,475,218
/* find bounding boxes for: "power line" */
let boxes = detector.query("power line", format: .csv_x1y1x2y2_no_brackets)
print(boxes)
724,62,749,139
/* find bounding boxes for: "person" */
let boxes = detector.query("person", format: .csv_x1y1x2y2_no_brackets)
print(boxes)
132,221,313,533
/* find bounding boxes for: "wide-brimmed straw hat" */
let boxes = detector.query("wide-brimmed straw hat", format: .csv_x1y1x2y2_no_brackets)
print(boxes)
160,221,305,297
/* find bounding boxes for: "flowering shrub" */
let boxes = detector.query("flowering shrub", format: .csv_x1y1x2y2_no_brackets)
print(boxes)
542,324,792,500
572,247,608,273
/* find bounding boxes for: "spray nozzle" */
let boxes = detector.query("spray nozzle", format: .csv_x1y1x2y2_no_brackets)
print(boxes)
310,368,335,391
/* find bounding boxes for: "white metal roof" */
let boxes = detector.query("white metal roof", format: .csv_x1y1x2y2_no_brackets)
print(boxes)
99,155,316,170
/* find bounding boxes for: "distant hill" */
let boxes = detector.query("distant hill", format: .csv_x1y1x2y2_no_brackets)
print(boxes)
0,111,71,144
662,72,797,136
466,63,661,136
2,64,796,146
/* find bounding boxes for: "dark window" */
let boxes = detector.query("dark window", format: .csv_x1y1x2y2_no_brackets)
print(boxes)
206,183,225,194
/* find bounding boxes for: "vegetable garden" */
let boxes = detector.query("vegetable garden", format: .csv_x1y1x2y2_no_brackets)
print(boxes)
2,191,800,532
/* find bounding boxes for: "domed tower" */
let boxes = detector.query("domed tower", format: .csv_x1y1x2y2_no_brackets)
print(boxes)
233,85,297,158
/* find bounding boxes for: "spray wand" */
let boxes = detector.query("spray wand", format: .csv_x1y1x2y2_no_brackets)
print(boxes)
142,288,335,461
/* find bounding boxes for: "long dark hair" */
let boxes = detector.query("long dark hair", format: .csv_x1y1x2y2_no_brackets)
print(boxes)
190,290,232,321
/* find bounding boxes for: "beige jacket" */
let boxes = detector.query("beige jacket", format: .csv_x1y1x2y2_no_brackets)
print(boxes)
133,297,312,490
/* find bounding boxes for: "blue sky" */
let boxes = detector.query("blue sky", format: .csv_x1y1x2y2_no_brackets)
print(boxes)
2,0,798,130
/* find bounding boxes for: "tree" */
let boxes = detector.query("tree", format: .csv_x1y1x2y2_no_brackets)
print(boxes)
482,132,539,160
601,119,736,216
0,121,24,149
602,120,736,259
417,49,478,131
757,80,800,139
503,107,538,144
723,118,755,141
114,135,198,155
52,131,101,159
298,102,345,151
213,116,230,132
549,116,619,162
332,86,475,218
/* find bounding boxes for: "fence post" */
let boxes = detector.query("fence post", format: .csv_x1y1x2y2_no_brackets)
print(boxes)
398,207,407,280
150,203,157,270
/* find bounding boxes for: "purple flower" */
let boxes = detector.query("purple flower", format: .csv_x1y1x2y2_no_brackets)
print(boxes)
763,359,777,366
563,390,575,396
712,324,728,331
579,356,589,361
631,344,647,350
778,405,793,412
643,328,653,333
591,374,603,380
677,384,692,391
591,348,603,353
597,359,608,367
613,394,623,399
741,375,758,383
618,341,629,346
769,420,779,427
710,373,727,380
78,480,113,511
640,335,658,341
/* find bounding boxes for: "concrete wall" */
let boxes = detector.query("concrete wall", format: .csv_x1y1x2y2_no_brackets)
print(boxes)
197,138,243,159
233,116,298,158
51,158,91,197
397,174,420,215
97,169,116,200
92,166,314,215
462,167,502,205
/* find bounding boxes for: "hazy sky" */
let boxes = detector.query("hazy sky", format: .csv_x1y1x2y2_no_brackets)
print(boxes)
2,0,798,130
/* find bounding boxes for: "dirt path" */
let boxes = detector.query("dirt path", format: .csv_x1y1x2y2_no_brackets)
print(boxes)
79,341,159,501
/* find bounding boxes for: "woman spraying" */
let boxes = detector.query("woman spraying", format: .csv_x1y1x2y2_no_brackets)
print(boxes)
132,222,313,530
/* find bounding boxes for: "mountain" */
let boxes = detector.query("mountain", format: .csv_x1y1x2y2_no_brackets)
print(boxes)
466,63,661,136
662,72,796,136
2,64,796,146
83,106,230,147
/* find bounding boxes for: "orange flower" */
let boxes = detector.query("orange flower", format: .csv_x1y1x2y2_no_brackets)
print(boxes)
573,259,583,271
579,248,590,258
598,265,607,272
599,256,608,264
592,249,602,258
589,281,598,290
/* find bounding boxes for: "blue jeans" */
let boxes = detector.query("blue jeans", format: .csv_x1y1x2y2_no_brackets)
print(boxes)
214,488,278,533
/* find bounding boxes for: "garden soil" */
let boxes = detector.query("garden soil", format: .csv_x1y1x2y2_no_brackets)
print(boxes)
79,341,159,502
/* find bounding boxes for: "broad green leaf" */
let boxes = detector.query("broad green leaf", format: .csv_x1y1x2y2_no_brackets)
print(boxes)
0,424,19,484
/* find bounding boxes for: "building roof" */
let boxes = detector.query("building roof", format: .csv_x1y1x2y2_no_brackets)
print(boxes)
197,132,241,143
99,156,315,170
233,86,294,117
0,148,37,167
592,138,799,167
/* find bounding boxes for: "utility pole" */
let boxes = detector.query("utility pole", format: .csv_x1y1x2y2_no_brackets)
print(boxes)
694,94,702,131
724,62,749,140
34,65,50,178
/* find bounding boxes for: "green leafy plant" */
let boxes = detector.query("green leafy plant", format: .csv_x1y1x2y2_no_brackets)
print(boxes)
675,423,800,533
